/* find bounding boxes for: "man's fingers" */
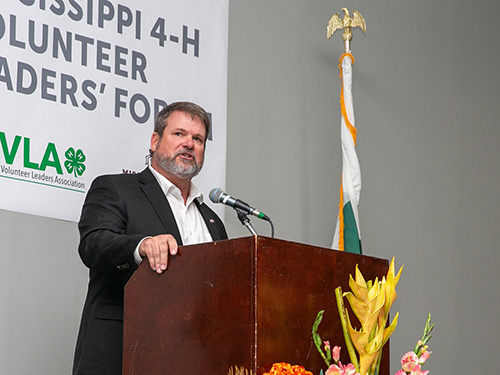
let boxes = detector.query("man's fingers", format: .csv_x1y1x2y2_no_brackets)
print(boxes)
158,235,178,273
154,241,164,273
157,239,170,273
139,235,178,273
166,236,178,255
139,242,156,270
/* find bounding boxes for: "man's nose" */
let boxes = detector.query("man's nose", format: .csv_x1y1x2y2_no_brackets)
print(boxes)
182,136,194,149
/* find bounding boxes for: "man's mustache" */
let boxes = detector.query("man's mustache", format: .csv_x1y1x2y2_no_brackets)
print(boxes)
174,147,197,163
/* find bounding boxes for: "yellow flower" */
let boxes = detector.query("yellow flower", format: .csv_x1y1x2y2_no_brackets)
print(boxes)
336,257,403,375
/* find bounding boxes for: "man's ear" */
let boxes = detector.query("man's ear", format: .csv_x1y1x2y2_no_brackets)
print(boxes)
150,132,160,152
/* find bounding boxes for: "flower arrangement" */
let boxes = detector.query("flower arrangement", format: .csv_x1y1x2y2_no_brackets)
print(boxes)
262,362,313,375
317,314,434,375
312,258,434,375
313,258,403,375
229,258,434,375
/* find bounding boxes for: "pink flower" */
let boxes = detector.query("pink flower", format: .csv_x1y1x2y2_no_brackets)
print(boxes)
332,346,341,363
418,349,431,364
342,363,359,375
401,351,419,372
394,370,406,375
326,364,342,375
325,362,359,375
410,364,429,375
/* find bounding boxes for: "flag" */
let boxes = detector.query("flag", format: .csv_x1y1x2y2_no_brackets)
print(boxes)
332,53,362,254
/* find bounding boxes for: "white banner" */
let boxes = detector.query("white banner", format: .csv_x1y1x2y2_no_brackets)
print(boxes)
0,0,228,222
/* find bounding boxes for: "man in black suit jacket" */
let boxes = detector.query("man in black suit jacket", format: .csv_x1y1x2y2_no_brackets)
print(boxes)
72,102,228,375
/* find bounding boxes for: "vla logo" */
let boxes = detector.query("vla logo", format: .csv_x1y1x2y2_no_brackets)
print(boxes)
0,131,86,177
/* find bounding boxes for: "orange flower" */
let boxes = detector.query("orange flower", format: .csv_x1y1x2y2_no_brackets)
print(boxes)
263,362,313,375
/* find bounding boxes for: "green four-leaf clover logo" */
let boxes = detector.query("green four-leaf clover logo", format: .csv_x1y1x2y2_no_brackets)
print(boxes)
64,147,86,177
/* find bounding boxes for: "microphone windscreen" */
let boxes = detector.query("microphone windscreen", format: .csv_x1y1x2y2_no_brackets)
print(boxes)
209,188,223,203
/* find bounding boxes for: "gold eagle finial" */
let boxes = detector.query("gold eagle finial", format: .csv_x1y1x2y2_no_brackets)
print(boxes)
327,7,366,51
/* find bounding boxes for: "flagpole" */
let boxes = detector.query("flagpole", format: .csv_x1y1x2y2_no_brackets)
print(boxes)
327,8,365,254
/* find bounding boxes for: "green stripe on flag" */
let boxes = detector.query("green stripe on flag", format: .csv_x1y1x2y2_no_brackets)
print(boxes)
343,201,362,254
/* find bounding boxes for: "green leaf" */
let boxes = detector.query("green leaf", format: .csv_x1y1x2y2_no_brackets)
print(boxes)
414,313,435,353
312,310,330,367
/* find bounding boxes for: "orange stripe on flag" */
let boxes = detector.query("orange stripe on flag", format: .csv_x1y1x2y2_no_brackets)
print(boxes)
338,53,357,145
338,180,345,251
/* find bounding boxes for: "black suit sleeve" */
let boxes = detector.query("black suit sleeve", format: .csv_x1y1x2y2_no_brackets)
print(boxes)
78,175,143,273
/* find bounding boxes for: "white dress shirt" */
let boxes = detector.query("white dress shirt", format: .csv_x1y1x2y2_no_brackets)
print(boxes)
133,166,213,264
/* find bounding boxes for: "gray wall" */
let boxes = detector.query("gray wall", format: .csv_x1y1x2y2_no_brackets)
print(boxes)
1,0,499,373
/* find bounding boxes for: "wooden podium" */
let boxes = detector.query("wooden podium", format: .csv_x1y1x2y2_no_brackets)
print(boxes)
123,236,390,375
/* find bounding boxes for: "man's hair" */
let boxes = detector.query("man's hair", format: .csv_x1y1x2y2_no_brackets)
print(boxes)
154,102,211,142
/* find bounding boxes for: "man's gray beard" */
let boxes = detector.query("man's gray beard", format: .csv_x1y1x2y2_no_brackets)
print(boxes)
154,149,202,179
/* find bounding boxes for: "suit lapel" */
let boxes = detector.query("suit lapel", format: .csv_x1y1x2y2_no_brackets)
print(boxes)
195,200,225,241
138,168,183,245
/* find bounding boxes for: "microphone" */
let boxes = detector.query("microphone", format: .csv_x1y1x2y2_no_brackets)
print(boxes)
209,188,270,221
